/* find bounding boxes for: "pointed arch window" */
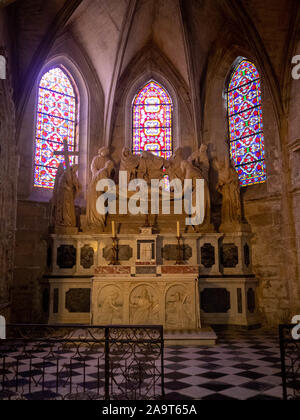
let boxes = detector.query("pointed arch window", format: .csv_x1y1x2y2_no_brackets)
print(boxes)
227,59,266,186
34,67,78,189
132,80,173,160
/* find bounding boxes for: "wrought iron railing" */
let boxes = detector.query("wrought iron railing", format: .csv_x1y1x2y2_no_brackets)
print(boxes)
279,324,300,400
0,324,164,400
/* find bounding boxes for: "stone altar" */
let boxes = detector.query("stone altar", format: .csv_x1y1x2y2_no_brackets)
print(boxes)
45,228,259,332
44,146,260,345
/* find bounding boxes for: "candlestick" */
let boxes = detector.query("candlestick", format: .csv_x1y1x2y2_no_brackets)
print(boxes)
109,237,120,265
177,221,180,238
175,235,184,265
112,221,116,238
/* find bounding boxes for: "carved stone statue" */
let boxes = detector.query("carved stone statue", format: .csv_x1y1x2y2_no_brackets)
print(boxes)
165,147,185,182
91,147,111,178
181,158,211,229
188,144,210,182
137,151,165,183
120,147,140,183
86,160,115,230
216,157,242,231
52,164,81,231
50,162,65,227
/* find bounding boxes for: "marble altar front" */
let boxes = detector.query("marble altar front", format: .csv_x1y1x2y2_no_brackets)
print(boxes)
45,228,259,333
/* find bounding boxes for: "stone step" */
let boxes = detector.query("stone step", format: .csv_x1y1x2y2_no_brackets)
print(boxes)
164,327,217,346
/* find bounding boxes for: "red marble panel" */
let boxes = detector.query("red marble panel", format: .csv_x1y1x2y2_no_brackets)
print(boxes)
94,266,131,275
161,266,199,275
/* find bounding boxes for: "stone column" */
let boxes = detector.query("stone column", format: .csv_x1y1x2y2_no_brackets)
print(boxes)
0,50,18,322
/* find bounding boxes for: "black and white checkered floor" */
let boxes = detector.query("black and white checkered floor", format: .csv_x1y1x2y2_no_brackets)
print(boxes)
164,328,283,400
1,328,284,400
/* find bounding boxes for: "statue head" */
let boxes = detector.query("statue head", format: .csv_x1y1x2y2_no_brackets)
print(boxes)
141,288,150,299
56,163,65,179
98,147,110,157
200,144,208,154
122,147,131,158
174,292,181,301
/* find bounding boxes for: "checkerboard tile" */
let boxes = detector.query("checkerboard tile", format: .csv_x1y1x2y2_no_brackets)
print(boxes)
0,328,284,400
164,328,283,400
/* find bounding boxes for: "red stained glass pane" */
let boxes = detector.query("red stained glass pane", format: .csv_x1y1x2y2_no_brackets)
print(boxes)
227,60,266,187
132,81,173,160
132,80,173,189
34,67,78,189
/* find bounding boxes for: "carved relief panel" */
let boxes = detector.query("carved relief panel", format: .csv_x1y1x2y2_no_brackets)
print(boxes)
165,285,193,329
129,285,159,325
96,285,123,325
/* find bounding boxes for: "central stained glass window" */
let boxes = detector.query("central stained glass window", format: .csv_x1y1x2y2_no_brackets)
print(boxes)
34,67,78,189
132,80,173,161
227,59,266,187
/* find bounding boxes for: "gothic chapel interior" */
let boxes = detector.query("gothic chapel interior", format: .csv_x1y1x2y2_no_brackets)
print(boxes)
1,0,300,338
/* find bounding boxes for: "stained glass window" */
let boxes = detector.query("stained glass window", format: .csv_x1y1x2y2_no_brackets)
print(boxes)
227,60,266,187
34,67,78,189
133,80,173,159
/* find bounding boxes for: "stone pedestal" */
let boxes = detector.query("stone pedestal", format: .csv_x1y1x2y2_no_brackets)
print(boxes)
220,231,253,276
199,276,260,327
48,278,92,324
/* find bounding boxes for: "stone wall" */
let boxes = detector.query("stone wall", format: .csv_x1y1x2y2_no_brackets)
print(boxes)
12,200,49,323
0,10,19,322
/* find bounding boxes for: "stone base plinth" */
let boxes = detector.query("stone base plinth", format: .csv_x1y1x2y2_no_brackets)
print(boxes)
199,276,260,327
165,327,217,346
48,278,92,325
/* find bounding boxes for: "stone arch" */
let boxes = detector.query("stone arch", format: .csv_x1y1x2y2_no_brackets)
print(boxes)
17,55,89,201
16,34,105,202
109,44,195,165
124,72,179,153
201,44,281,198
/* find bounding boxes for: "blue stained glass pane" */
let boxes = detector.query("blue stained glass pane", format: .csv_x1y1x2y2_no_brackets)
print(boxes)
230,134,265,168
228,60,266,187
132,80,173,163
34,67,78,189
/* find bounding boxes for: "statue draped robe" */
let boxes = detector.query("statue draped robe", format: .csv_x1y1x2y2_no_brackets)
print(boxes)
217,165,242,226
54,165,81,228
86,161,114,230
